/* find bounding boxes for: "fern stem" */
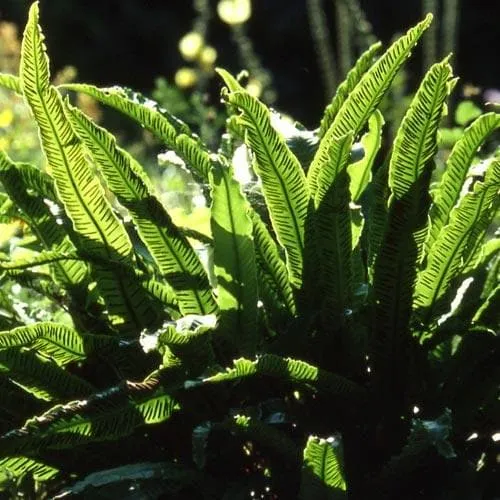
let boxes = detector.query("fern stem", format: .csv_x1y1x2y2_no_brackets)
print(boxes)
335,0,353,79
307,0,337,100
422,0,438,71
342,0,376,52
192,0,211,39
442,0,460,57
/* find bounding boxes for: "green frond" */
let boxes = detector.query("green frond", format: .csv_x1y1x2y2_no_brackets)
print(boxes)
0,347,94,401
479,241,500,299
20,4,161,334
427,113,500,250
11,161,57,201
92,265,163,335
462,235,500,276
0,73,22,94
155,321,216,374
319,42,382,138
65,102,217,317
20,5,131,262
372,59,453,396
350,205,365,252
0,322,119,367
413,158,500,326
308,14,433,194
141,277,180,318
309,132,354,327
0,379,179,455
300,435,347,499
348,111,385,202
210,158,258,356
367,162,389,281
0,456,58,486
201,354,366,400
0,150,88,288
472,284,499,327
250,209,296,316
217,68,310,288
388,58,453,199
62,83,213,181
0,249,81,272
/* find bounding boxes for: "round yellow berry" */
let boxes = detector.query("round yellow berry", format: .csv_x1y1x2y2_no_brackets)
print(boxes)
174,67,198,88
178,31,204,61
199,46,218,68
217,0,252,26
246,78,262,98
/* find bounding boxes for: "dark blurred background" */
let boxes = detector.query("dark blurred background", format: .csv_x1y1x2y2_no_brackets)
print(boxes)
0,0,499,127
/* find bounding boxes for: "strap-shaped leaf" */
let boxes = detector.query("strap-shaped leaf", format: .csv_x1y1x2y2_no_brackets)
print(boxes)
318,42,382,138
154,322,215,375
472,284,499,327
20,3,132,263
201,354,365,400
413,158,500,324
217,68,310,288
389,58,453,198
141,277,180,317
61,83,213,181
0,347,94,401
0,249,81,272
0,150,88,287
479,240,500,299
367,162,389,281
300,435,347,499
65,103,217,317
347,110,384,202
372,59,453,398
20,3,160,334
308,14,433,194
462,235,500,276
250,209,296,316
0,322,119,367
9,161,57,201
0,379,179,455
310,132,354,327
0,73,22,94
0,456,58,485
427,112,500,250
210,159,258,356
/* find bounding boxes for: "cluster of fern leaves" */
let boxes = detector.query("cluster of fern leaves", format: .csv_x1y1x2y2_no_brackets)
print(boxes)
0,3,498,498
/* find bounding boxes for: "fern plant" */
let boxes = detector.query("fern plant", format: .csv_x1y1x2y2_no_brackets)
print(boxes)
0,3,498,498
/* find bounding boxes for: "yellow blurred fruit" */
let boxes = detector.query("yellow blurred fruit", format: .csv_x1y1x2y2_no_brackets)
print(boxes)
199,45,217,68
178,31,204,61
0,108,14,128
246,78,262,98
217,0,252,25
174,67,198,89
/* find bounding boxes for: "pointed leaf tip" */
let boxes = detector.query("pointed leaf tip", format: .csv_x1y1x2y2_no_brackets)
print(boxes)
216,67,242,93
